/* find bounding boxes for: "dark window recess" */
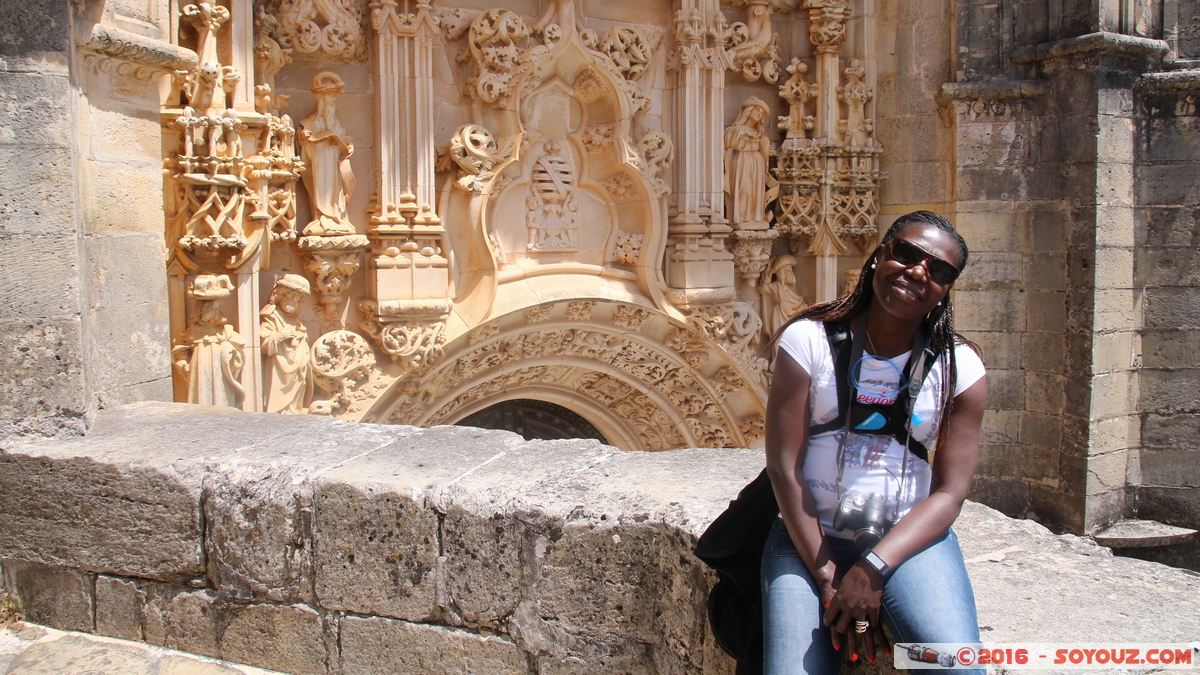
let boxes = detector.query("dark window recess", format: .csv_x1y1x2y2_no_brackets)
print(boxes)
456,399,608,444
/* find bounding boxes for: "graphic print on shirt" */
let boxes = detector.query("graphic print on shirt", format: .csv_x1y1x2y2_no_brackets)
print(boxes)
837,430,893,469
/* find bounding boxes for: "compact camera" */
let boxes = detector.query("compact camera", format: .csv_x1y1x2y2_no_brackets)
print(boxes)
832,492,895,550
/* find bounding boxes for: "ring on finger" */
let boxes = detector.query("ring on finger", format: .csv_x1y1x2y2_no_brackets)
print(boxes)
854,620,869,634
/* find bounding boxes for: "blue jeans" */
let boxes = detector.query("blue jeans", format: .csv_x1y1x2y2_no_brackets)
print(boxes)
761,517,984,675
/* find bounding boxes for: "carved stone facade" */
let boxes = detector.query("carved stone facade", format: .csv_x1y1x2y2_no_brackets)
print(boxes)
140,0,901,450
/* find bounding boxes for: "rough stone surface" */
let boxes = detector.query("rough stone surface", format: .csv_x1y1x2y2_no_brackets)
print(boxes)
339,616,527,675
220,604,326,675
143,584,220,660
0,624,284,674
94,576,143,642
1,562,91,635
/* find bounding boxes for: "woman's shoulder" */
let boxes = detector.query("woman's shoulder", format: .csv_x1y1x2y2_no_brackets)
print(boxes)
780,318,826,342
948,338,986,395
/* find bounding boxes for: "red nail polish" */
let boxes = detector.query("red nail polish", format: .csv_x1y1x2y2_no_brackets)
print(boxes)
834,642,840,651
885,645,892,654
869,654,876,663
851,653,859,662
824,601,831,607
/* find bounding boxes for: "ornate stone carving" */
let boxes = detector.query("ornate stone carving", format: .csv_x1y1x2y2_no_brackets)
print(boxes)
310,330,376,415
838,60,874,150
732,229,778,284
602,172,637,202
778,57,818,148
581,123,617,151
469,321,500,344
598,26,659,83
613,305,653,330
565,301,597,321
711,366,742,400
360,312,447,370
253,5,292,113
665,327,710,368
760,255,807,337
172,275,246,408
637,131,673,197
459,8,530,104
441,124,507,192
667,8,734,72
527,141,579,252
275,0,365,62
724,98,779,230
740,413,766,443
725,0,781,82
524,305,553,324
611,231,644,265
79,22,198,72
806,0,850,53
299,72,357,236
260,274,313,413
298,234,370,319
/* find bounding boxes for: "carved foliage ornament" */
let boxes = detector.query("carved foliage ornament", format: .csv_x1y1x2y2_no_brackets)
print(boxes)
275,0,365,62
460,8,530,103
726,0,781,82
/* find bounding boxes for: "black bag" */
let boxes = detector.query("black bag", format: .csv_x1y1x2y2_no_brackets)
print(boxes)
693,469,779,674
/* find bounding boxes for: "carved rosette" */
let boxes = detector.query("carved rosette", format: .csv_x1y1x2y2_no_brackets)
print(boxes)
358,298,450,379
275,0,365,62
298,235,370,319
309,329,377,415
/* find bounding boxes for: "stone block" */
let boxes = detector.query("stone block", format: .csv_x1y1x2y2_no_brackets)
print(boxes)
1015,443,1063,484
880,160,949,206
84,232,168,310
956,119,1029,169
953,290,1024,332
0,451,204,580
339,616,527,675
2,634,152,674
1141,206,1197,248
2,560,93,633
1029,207,1068,253
956,166,1027,202
204,419,420,604
1095,162,1135,207
956,251,1022,291
985,368,1025,410
1136,163,1200,207
95,575,144,641
1138,369,1200,414
1028,482,1084,535
1023,252,1066,292
1019,411,1061,448
1024,372,1065,415
85,105,164,161
1095,205,1135,248
0,71,71,146
981,409,1019,444
86,302,172,400
1139,246,1200,287
1143,286,1200,329
1021,332,1065,373
1096,114,1135,164
959,330,1018,370
1087,414,1139,456
1090,331,1137,373
80,159,166,236
967,477,1029,517
1092,290,1139,332
1088,370,1137,420
1138,448,1200,488
221,604,327,675
0,233,82,319
0,0,69,56
953,207,1027,253
143,583,220,659
976,443,1020,478
1082,486,1126,532
1025,292,1065,333
1141,116,1200,163
1092,247,1134,289
1085,448,1130,495
0,146,76,236
1141,413,1200,450
1136,485,1200,526
0,317,87,433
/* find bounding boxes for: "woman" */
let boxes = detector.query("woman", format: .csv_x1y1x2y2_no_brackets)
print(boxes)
763,211,987,674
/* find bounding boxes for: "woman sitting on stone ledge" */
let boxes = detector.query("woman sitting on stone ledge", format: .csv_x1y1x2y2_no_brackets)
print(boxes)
764,210,987,674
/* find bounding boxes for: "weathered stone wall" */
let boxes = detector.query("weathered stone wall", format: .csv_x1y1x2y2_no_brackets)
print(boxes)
2,403,1198,675
0,0,89,438
1133,72,1200,550
0,403,741,674
0,0,173,439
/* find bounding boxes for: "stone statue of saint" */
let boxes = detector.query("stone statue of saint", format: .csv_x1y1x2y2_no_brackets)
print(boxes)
299,71,356,236
724,97,780,229
760,255,807,337
260,273,313,414
172,274,246,408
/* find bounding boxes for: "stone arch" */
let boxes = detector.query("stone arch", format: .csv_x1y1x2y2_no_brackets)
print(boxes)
365,300,767,452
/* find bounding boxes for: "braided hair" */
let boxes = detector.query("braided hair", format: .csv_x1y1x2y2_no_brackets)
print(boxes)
774,210,979,456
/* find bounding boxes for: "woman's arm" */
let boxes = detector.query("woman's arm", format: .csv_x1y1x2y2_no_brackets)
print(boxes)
825,374,988,653
765,350,839,603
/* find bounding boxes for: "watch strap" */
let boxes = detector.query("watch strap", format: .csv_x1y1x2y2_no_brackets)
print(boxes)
861,549,893,581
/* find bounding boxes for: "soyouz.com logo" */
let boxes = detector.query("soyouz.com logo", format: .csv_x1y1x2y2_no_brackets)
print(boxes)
895,643,1199,669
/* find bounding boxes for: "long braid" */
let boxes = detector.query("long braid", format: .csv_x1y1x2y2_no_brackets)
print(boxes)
771,210,980,457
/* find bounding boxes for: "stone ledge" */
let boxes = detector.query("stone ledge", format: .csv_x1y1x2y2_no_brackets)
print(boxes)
1137,69,1200,93
1015,32,1170,64
0,402,1197,674
938,80,1049,101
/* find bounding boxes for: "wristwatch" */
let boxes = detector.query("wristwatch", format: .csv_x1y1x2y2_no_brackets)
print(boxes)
860,549,893,581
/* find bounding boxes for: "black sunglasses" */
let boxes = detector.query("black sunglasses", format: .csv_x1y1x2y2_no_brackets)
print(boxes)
884,238,960,285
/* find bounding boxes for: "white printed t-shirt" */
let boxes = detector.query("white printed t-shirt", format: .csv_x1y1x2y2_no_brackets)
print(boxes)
777,319,986,538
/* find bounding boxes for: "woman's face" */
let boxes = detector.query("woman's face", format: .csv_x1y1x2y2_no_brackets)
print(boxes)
870,224,961,322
